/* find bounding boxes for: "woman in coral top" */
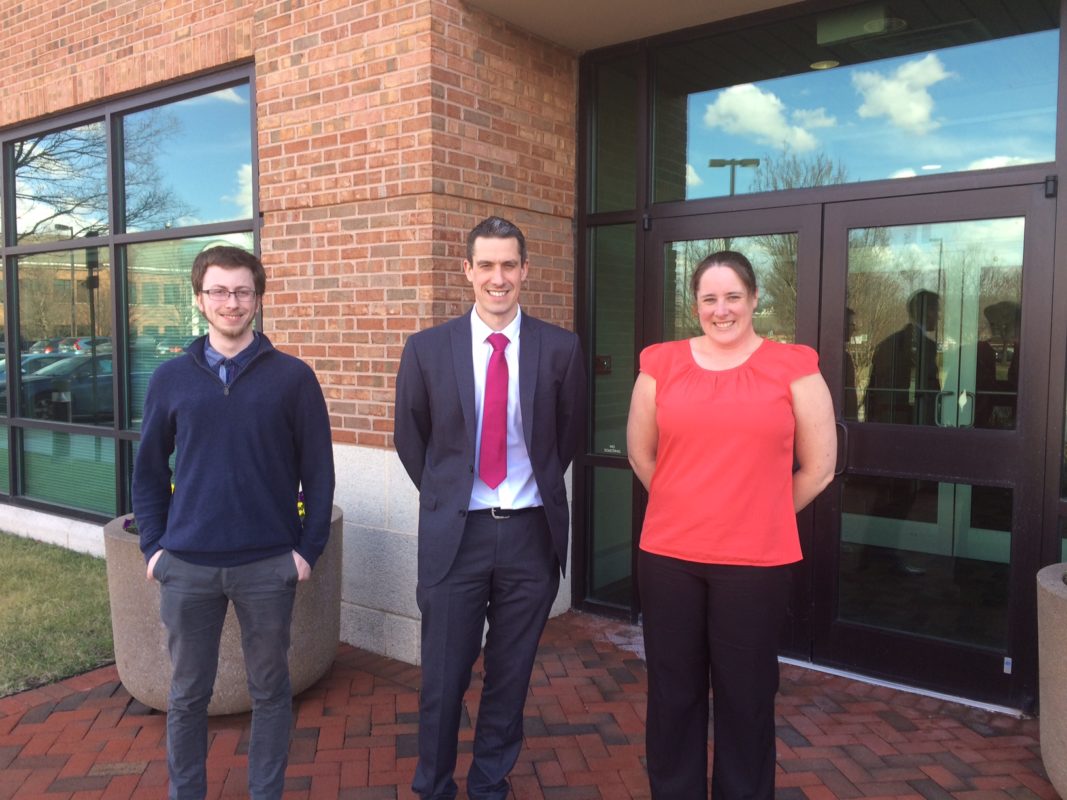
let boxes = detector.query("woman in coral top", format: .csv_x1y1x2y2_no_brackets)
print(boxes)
627,251,837,800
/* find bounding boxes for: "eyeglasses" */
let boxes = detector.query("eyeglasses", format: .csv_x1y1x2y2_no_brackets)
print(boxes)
202,287,257,302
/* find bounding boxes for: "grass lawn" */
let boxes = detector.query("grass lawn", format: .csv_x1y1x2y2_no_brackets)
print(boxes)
0,532,114,696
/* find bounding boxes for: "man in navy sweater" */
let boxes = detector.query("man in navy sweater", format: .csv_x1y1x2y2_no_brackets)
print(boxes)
133,246,334,800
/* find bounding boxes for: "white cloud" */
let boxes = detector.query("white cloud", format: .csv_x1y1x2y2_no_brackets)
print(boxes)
791,107,836,129
686,164,703,187
890,168,917,179
221,163,254,218
214,88,248,104
852,54,953,135
966,156,1032,171
185,87,248,106
703,84,820,152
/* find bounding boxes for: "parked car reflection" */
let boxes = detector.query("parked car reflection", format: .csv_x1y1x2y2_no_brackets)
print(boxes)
154,335,197,357
0,353,71,383
60,336,112,355
1,354,115,423
28,337,64,354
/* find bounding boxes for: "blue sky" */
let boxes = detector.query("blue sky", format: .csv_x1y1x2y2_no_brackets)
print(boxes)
128,84,253,228
684,30,1059,198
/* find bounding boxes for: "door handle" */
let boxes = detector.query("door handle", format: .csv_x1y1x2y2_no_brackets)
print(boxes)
834,420,848,476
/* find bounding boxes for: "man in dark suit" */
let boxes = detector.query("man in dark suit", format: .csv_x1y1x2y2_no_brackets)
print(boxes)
394,216,585,800
865,289,941,426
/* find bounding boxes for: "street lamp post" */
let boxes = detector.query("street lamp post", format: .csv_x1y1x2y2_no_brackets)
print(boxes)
53,223,76,336
708,157,761,196
84,230,101,425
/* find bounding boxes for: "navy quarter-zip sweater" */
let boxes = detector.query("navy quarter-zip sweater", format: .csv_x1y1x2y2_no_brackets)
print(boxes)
132,333,335,568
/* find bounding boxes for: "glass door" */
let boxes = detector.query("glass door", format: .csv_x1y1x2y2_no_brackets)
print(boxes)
644,206,822,655
814,185,1055,708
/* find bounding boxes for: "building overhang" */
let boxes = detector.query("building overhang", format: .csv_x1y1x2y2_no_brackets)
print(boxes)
464,0,797,52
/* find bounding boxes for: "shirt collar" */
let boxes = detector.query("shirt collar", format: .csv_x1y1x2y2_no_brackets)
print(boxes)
204,331,261,368
470,307,522,345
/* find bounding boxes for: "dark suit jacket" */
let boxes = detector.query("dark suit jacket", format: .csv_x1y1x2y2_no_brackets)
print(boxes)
394,309,585,587
864,323,940,425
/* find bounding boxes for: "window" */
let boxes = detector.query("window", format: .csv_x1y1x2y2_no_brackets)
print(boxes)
652,0,1058,202
0,67,256,517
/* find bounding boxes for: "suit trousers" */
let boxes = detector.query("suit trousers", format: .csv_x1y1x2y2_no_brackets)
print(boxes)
156,551,298,800
413,508,559,800
638,550,791,800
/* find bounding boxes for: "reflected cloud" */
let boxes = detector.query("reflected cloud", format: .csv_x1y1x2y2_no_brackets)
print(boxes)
852,54,953,135
185,87,249,106
966,155,1032,171
703,84,821,152
221,164,254,219
791,108,836,129
685,164,703,187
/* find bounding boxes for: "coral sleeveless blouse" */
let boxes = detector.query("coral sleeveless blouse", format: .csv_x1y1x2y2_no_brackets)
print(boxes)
638,338,820,566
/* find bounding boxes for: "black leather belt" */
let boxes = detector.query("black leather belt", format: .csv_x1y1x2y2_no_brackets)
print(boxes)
469,506,542,520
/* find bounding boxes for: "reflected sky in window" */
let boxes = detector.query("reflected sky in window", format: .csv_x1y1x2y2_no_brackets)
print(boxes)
683,31,1057,199
124,84,252,231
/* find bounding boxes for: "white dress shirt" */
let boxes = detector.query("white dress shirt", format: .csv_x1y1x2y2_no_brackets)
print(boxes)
469,308,542,511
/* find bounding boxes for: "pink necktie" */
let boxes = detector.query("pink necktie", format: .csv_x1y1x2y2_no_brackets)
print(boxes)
479,333,509,489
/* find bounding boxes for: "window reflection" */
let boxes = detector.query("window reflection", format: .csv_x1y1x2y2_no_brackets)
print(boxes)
588,467,633,608
0,73,254,517
592,225,635,456
591,57,639,213
123,84,253,232
845,219,1023,429
126,234,253,428
14,122,110,242
654,2,1058,202
22,429,116,515
839,474,1011,651
0,425,8,494
13,247,113,425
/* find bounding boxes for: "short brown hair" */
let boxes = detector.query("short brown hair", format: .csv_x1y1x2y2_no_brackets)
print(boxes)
191,246,265,296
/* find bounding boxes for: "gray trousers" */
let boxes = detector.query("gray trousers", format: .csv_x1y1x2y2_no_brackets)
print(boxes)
155,550,298,800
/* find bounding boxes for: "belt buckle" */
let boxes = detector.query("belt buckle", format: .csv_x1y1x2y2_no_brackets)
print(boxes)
490,507,511,520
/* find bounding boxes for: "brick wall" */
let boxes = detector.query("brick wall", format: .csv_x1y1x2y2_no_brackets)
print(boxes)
1,0,578,449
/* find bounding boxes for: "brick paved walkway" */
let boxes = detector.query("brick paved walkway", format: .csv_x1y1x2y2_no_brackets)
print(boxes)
0,611,1056,799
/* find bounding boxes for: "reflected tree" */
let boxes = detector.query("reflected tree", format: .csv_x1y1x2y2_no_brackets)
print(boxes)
13,110,194,240
19,268,68,340
748,153,855,339
749,152,848,193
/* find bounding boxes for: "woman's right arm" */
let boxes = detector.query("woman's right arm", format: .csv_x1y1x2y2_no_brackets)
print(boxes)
626,372,658,491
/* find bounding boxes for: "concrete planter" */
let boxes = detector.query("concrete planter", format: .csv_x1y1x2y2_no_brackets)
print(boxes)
103,506,343,715
1037,562,1067,798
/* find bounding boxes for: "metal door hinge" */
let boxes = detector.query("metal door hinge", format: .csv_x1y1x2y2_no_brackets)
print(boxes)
642,213,651,231
1045,175,1057,198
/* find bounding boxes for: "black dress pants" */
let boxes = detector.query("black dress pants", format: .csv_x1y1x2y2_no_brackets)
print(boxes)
639,550,791,800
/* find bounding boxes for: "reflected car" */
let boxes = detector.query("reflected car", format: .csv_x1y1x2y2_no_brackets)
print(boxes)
155,336,198,357
0,353,71,383
28,337,64,354
61,336,113,354
3,354,116,422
